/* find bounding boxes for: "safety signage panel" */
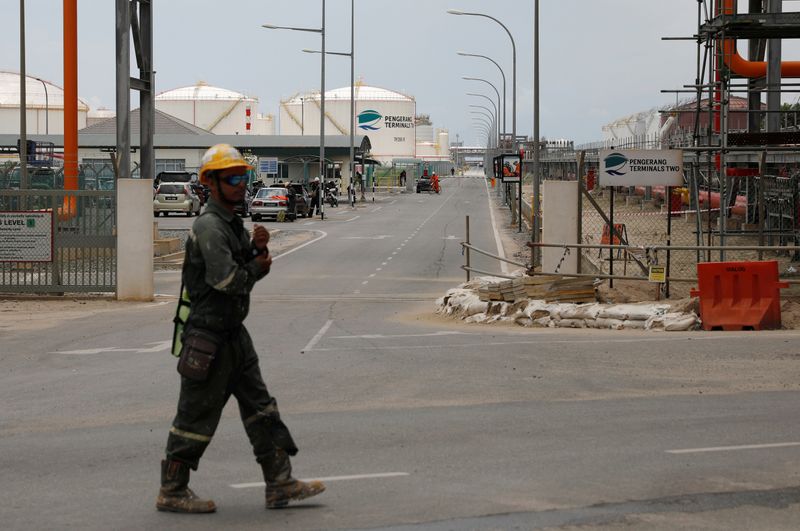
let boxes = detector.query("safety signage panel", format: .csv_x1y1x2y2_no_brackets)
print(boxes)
258,158,278,174
648,265,666,283
0,211,53,262
599,149,684,186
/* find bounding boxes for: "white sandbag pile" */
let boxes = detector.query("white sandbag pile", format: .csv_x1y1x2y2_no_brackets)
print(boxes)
436,278,700,332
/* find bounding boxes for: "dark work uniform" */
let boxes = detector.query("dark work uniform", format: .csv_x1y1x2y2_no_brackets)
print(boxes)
165,198,294,481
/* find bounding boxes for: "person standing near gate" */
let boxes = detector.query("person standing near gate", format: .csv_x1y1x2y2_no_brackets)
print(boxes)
157,144,325,513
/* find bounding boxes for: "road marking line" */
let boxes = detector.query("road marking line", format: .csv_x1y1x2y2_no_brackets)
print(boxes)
392,252,398,255
387,257,393,260
667,442,800,454
369,273,376,278
330,331,471,340
376,268,382,271
308,334,780,352
273,230,327,261
389,200,397,205
231,472,410,489
484,176,508,273
301,319,333,353
52,340,171,355
362,281,369,285
304,222,316,225
371,206,383,213
382,262,388,266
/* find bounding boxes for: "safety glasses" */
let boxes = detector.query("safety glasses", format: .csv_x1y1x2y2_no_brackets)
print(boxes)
223,174,248,186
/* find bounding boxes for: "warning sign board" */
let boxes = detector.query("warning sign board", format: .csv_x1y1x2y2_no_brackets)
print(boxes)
0,211,53,262
648,265,666,283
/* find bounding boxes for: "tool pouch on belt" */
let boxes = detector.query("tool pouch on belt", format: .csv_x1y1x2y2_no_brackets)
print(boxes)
177,328,223,381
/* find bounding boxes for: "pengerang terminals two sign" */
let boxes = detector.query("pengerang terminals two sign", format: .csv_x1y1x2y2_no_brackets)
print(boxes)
599,149,684,187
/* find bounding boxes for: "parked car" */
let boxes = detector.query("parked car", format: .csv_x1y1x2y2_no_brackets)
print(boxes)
154,170,195,188
153,183,201,216
250,187,290,221
416,176,433,193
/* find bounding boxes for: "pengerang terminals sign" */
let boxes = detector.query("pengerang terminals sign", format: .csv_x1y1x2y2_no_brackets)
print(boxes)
599,149,684,187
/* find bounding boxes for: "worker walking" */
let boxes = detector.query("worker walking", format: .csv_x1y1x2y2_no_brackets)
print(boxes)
157,144,325,513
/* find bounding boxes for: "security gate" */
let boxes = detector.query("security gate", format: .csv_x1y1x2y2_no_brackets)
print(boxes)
0,189,117,294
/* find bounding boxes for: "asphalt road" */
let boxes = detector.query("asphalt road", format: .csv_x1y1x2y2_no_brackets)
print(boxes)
2,174,800,530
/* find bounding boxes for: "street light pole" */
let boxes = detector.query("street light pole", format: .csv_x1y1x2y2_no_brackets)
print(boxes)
467,94,498,144
457,52,506,138
448,10,516,149
262,4,326,218
464,79,501,143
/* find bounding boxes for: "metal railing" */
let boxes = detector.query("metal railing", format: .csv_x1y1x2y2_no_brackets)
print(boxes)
0,189,117,294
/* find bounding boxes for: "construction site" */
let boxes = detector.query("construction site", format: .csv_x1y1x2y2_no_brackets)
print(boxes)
488,0,800,310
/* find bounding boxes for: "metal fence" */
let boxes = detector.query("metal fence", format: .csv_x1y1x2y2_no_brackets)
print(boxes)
0,187,117,294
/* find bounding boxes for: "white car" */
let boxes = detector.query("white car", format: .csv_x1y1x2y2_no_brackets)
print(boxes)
250,187,290,222
153,183,201,217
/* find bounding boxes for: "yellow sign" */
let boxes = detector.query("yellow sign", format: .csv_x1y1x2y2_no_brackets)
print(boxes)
648,265,666,283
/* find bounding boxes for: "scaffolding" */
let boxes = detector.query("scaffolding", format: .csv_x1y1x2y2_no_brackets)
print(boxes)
673,0,800,257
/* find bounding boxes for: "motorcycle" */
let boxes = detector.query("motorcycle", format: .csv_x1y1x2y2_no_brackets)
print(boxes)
325,187,339,207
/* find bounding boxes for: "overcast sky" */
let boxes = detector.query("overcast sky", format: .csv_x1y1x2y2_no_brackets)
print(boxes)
3,1,797,144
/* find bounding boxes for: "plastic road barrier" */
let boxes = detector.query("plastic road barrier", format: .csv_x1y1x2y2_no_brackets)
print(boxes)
690,260,789,331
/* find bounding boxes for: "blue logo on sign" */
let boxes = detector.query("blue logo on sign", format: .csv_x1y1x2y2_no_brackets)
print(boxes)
358,109,382,131
604,152,628,176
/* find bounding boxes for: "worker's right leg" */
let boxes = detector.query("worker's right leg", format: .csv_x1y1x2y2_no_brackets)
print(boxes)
233,329,326,509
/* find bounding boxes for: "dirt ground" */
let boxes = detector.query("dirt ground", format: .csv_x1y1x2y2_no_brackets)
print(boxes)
493,191,800,330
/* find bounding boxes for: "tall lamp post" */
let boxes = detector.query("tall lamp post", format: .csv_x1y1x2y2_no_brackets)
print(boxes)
464,79,501,143
263,0,327,218
467,93,499,145
302,0,356,197
448,9,516,149
470,112,496,148
458,51,506,138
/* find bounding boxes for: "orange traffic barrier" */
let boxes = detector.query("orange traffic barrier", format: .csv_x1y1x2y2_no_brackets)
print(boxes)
690,261,789,331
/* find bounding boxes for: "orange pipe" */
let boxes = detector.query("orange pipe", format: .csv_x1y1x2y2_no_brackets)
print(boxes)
62,0,77,218
721,0,800,78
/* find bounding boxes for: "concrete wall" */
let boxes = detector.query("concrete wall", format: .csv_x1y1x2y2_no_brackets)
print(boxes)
542,180,579,274
116,179,154,301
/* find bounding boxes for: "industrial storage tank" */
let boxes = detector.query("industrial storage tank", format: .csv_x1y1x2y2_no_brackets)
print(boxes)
155,81,274,135
280,83,416,163
0,71,88,135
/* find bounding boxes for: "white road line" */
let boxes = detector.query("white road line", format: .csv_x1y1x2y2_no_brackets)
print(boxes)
376,268,382,271
369,273,376,278
304,222,316,225
307,334,783,352
382,262,388,266
301,319,333,353
389,200,397,205
329,331,471,340
273,230,327,261
52,340,171,355
362,281,369,285
484,176,508,273
344,216,361,222
667,442,800,454
231,472,409,489
371,206,383,213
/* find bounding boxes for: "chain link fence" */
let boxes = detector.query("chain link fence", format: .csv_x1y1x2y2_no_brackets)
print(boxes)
0,162,117,294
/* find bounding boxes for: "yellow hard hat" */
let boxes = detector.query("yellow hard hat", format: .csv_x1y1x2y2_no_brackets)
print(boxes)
199,143,252,185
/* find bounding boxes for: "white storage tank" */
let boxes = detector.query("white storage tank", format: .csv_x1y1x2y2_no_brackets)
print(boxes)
0,71,88,135
437,130,450,157
280,83,416,164
155,81,274,135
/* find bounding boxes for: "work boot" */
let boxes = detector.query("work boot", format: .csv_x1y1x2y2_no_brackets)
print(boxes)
156,459,216,513
264,478,326,509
